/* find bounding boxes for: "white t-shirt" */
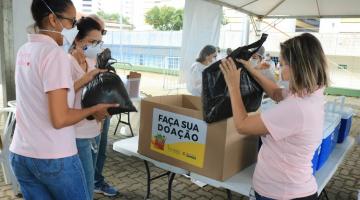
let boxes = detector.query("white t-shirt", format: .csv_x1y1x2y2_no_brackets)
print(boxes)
186,61,206,96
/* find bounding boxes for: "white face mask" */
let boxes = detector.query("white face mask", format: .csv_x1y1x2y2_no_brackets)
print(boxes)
62,43,71,53
39,27,78,49
279,71,289,89
61,27,79,47
39,0,78,49
84,45,103,59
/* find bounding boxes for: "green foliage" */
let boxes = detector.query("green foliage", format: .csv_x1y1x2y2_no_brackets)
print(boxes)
145,6,183,31
96,10,131,25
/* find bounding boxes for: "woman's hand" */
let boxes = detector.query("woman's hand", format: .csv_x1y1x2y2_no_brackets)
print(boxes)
220,58,241,91
82,69,107,85
92,103,119,122
236,59,253,71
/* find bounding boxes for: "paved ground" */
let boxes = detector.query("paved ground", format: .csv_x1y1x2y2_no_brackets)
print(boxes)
0,71,359,199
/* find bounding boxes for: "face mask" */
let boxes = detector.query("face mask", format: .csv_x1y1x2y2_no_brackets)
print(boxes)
250,58,259,67
63,44,71,53
39,0,78,47
211,57,217,63
83,45,103,59
279,71,289,89
61,27,79,47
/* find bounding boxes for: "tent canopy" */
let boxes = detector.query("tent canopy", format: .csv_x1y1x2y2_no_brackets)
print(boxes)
204,0,360,18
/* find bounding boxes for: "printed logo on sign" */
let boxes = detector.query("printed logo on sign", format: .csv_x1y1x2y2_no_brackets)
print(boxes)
151,108,207,168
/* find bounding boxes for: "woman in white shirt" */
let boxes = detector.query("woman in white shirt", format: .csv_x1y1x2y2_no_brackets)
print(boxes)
186,45,217,96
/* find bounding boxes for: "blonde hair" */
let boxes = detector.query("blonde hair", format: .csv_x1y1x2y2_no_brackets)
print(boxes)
280,33,329,97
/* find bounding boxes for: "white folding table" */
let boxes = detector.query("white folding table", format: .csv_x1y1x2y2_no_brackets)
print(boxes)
113,136,354,200
113,136,188,200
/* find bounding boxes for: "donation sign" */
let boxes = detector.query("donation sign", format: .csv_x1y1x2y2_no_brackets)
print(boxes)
151,108,208,168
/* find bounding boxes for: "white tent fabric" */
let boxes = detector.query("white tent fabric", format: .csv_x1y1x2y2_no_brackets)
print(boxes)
179,0,222,83
203,0,360,18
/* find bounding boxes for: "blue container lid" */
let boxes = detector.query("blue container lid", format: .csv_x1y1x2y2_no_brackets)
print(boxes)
325,98,354,119
323,113,341,138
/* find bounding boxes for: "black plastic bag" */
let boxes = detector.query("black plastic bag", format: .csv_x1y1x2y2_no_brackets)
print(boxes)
81,48,137,120
202,34,268,123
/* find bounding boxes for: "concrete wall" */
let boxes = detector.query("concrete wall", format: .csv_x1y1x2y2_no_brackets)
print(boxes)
13,0,33,55
0,0,33,104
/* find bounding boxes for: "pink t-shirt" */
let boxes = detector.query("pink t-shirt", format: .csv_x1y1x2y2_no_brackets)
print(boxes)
70,56,101,138
10,34,77,159
254,88,325,199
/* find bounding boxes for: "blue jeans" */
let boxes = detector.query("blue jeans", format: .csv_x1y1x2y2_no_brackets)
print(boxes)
76,138,98,200
255,191,275,200
94,117,110,186
255,191,317,200
9,152,90,200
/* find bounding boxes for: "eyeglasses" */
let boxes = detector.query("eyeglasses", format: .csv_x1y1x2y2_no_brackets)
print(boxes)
57,14,77,28
88,40,104,47
101,29,107,35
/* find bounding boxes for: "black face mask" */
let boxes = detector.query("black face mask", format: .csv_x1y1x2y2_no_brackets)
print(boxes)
202,33,268,123
81,48,137,120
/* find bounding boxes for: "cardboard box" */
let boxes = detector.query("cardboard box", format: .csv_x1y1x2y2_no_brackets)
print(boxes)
138,95,258,181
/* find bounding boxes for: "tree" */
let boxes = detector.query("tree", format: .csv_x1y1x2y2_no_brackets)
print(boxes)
145,6,183,31
96,10,131,25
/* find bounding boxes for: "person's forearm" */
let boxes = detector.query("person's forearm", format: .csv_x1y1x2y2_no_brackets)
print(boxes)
51,106,97,129
246,67,283,101
74,77,87,92
228,87,248,133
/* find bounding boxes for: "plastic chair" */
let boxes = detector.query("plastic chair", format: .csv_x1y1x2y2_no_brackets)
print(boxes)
0,107,20,195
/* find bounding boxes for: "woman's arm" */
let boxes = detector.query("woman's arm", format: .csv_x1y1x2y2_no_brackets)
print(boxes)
74,76,88,92
47,89,117,129
73,69,106,92
220,58,268,136
239,59,284,102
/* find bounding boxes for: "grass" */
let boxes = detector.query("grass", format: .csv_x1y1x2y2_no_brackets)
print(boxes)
325,87,360,97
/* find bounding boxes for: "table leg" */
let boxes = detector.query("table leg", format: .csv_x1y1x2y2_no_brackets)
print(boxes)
144,160,151,199
144,160,174,199
113,115,122,135
226,189,232,200
318,188,329,200
167,173,175,200
127,112,134,137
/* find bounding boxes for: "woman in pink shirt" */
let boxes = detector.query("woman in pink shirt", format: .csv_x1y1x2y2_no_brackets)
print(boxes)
67,16,107,199
9,0,116,199
220,33,329,200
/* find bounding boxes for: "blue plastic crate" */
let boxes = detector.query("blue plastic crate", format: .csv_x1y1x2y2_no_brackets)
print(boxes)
324,97,353,143
311,145,320,174
337,109,353,143
325,113,341,153
317,118,337,170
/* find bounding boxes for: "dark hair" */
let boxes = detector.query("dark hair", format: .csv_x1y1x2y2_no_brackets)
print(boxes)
31,0,74,28
75,17,102,41
196,45,216,63
280,33,329,96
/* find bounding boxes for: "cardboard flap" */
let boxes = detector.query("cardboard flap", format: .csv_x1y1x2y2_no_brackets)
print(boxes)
142,95,203,119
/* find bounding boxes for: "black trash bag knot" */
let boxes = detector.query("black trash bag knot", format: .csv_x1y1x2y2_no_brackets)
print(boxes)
81,48,137,120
